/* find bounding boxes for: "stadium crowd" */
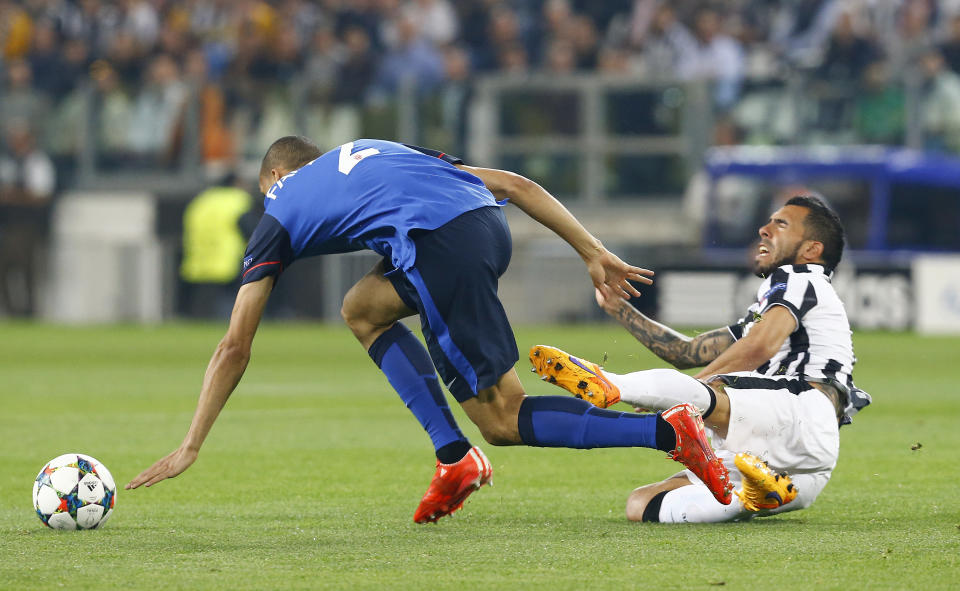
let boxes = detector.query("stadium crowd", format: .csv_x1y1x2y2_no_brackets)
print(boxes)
4,0,960,177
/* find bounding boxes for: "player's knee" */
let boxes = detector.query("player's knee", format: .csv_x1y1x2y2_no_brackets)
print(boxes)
625,490,648,522
625,485,662,522
626,479,688,522
475,421,521,446
340,300,372,337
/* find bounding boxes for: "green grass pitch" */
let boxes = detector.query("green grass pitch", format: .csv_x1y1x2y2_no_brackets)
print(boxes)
1,322,958,589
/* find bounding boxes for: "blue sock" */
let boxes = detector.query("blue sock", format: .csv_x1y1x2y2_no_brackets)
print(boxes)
517,396,670,450
368,324,470,462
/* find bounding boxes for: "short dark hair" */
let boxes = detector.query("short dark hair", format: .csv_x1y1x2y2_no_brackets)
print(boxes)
259,136,322,179
785,195,845,273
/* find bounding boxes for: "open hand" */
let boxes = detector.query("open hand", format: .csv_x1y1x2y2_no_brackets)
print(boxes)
585,249,653,300
125,446,198,490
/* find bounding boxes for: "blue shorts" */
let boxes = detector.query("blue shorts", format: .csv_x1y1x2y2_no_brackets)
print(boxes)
386,206,519,402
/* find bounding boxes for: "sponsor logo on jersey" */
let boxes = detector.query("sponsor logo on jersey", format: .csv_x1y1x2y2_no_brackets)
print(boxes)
762,282,787,301
243,256,253,269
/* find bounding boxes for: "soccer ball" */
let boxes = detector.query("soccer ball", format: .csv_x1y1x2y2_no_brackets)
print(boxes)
33,453,117,530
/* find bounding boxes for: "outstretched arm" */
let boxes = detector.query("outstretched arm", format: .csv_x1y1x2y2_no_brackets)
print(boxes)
457,164,653,299
595,284,734,369
126,277,274,489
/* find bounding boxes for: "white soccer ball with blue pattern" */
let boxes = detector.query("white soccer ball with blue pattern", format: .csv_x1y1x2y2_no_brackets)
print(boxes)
33,453,117,530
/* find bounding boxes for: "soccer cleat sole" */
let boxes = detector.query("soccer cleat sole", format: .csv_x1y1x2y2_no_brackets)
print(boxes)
733,452,798,511
528,345,621,408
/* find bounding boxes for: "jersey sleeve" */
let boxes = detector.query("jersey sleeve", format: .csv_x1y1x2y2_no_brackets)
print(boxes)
760,268,818,327
727,305,759,340
402,143,464,165
240,214,295,286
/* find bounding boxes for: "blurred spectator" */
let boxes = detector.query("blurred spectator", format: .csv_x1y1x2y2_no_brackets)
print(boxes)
568,14,599,70
456,0,497,60
156,7,196,58
270,22,306,84
403,0,459,46
184,48,234,170
62,0,121,57
473,5,523,71
179,173,256,319
544,39,577,75
371,15,444,97
126,53,188,164
918,49,960,153
0,123,55,200
335,26,377,104
535,0,575,63
119,0,160,47
0,122,55,317
769,0,840,67
886,0,937,77
854,60,905,145
817,11,880,82
105,30,145,88
26,20,69,98
597,46,636,75
635,3,697,78
430,45,472,154
498,42,530,74
300,25,373,147
303,26,343,103
573,0,633,33
278,0,324,50
90,60,133,158
335,0,383,50
679,7,745,110
0,60,51,139
58,38,94,96
0,0,33,59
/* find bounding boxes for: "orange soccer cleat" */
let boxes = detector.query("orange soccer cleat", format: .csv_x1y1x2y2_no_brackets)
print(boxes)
528,345,621,408
413,446,493,524
734,452,798,511
661,403,733,505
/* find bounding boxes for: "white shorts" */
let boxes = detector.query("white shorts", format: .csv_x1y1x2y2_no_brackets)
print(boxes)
713,373,840,474
663,373,840,523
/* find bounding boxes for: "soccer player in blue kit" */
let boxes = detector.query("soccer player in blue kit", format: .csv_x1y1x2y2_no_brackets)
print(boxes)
127,137,733,522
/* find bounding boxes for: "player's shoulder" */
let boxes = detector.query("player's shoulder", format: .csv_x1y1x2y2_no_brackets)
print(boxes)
770,264,834,286
757,264,833,306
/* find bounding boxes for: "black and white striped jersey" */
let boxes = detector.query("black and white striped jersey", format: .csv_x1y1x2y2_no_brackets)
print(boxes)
727,264,856,389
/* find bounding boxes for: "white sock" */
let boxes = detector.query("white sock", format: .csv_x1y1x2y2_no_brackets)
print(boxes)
605,368,713,413
657,484,746,523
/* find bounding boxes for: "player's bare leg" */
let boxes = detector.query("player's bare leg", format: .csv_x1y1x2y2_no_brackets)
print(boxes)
341,260,416,348
459,369,528,445
702,383,730,439
625,475,692,522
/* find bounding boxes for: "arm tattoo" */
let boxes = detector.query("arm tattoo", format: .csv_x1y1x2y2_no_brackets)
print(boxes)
612,303,734,369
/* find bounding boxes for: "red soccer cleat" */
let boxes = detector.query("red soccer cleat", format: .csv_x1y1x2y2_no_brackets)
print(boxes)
661,403,733,505
413,446,493,523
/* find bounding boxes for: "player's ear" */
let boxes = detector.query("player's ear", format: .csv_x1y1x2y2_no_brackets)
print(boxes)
802,239,824,264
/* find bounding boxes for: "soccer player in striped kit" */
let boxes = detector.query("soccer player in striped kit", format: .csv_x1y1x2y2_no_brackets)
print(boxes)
533,195,872,523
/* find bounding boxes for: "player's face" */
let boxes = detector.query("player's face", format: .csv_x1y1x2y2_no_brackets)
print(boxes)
753,205,809,277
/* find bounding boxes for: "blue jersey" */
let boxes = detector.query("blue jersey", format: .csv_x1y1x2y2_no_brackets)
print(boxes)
240,140,501,284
